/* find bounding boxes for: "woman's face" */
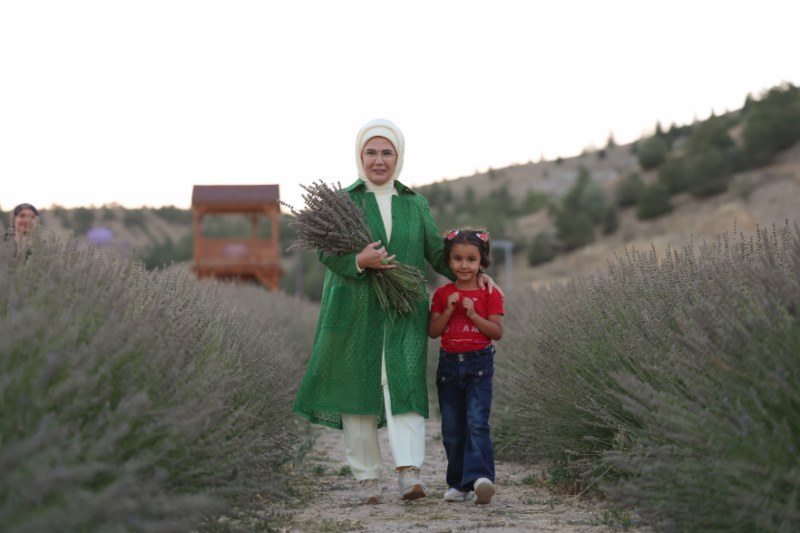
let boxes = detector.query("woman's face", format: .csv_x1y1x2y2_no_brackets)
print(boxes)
361,136,397,186
14,208,37,235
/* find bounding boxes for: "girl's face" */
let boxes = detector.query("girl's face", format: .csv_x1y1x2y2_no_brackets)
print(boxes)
448,242,482,285
14,208,37,235
361,136,397,186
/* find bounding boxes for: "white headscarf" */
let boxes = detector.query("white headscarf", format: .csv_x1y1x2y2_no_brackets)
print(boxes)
355,118,405,183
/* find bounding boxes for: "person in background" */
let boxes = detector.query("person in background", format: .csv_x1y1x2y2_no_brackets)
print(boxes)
293,119,502,504
428,228,504,505
5,203,39,251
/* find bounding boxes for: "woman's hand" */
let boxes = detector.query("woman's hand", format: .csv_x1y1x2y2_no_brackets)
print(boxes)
356,240,397,270
477,272,505,298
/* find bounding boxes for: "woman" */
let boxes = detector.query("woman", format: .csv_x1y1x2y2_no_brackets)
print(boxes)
292,119,499,504
6,203,39,250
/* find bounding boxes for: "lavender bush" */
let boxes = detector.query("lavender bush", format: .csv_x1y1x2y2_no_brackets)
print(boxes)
0,234,318,531
495,221,800,531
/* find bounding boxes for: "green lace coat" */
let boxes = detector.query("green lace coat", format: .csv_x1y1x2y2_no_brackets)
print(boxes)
292,179,454,429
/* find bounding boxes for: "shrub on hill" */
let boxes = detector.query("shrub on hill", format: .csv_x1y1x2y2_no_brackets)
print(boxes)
637,136,669,170
144,233,193,270
685,145,739,197
615,172,644,207
602,204,619,235
742,82,800,167
101,206,117,221
518,190,549,215
654,114,741,199
548,166,617,252
637,182,672,220
122,208,147,230
729,172,758,201
554,208,594,251
51,205,71,229
72,207,96,236
153,205,193,225
528,232,557,266
657,156,690,194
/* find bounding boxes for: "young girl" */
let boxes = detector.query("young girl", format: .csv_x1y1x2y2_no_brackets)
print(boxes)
428,228,504,505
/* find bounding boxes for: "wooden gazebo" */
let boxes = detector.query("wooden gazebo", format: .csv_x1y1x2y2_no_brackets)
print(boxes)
191,184,281,289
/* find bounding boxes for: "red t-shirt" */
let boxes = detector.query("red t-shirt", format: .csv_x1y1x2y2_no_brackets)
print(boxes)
430,283,504,353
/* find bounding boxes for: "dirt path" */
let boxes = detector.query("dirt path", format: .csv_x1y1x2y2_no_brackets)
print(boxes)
275,417,652,532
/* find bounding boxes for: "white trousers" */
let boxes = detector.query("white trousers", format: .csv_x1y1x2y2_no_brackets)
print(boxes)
342,350,425,480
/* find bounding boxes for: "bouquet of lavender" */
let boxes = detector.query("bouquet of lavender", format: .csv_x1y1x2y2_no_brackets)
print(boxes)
282,180,427,317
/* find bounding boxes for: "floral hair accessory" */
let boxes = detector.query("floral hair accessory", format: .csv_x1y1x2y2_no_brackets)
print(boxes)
446,229,460,240
475,232,489,242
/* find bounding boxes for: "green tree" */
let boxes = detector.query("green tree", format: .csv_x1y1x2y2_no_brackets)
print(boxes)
519,190,548,215
637,136,669,170
101,207,117,221
528,232,557,266
154,205,192,225
563,166,591,212
679,115,739,197
463,186,476,211
657,157,689,194
73,207,95,236
554,208,594,251
143,234,193,270
52,205,70,228
123,208,147,230
615,172,644,207
602,205,619,235
578,181,609,224
637,182,672,220
742,82,800,167
686,146,737,197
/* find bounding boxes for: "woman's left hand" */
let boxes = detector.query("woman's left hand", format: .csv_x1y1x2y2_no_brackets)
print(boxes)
477,272,505,298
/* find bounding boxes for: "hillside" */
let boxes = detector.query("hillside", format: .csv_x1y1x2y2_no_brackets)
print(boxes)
488,140,799,289
9,84,800,295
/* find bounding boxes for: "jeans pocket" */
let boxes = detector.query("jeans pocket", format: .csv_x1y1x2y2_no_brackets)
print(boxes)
436,358,457,385
467,354,494,379
436,367,455,385
467,364,493,379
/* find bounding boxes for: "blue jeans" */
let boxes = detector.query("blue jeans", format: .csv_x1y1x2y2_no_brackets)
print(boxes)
436,345,495,492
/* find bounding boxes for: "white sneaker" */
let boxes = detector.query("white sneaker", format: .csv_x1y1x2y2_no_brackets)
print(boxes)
443,487,470,502
358,479,383,504
397,466,426,500
473,477,495,505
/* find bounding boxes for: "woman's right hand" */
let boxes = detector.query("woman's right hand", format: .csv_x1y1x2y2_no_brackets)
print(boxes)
356,240,397,270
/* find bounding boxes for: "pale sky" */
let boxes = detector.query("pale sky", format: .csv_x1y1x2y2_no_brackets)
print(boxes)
2,0,798,211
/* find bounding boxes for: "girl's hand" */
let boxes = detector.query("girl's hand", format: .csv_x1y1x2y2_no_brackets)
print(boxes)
462,296,476,317
477,272,505,298
356,240,397,270
446,291,460,312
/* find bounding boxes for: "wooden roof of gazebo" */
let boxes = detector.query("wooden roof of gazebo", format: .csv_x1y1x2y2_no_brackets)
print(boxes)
192,184,280,210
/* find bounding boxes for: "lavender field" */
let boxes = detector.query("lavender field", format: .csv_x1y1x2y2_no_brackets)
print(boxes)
2,221,798,531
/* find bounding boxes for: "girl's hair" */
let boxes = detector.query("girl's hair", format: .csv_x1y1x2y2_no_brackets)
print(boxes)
443,228,492,268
